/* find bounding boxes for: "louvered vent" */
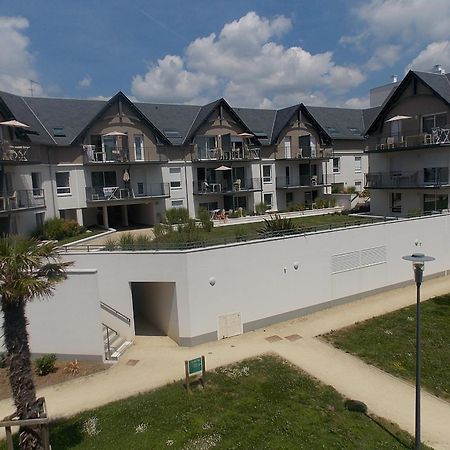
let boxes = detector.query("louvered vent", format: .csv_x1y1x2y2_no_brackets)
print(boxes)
332,246,386,274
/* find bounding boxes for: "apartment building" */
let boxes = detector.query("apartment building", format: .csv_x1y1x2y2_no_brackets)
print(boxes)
365,69,450,217
0,88,379,235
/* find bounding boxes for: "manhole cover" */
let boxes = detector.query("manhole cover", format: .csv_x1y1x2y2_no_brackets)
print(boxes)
285,334,302,341
265,335,282,343
126,359,139,366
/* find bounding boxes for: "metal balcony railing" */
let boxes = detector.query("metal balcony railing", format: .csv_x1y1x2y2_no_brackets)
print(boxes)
276,174,331,188
85,183,170,201
83,146,167,163
280,147,333,159
0,189,45,212
0,141,43,163
368,127,450,152
193,178,262,194
192,146,261,161
366,169,450,188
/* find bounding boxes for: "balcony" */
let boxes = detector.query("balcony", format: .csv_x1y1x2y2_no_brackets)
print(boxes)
192,146,261,162
276,174,332,189
366,169,450,189
1,141,43,164
193,178,262,195
0,189,45,213
279,147,333,160
85,183,170,202
368,127,450,152
83,146,167,163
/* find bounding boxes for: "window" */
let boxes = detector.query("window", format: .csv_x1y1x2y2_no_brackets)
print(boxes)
355,181,362,192
169,167,182,189
55,172,70,195
326,126,339,135
263,193,273,209
137,182,144,196
333,157,340,173
199,202,218,212
424,194,448,212
254,131,268,140
286,192,294,206
91,171,117,187
347,127,360,135
262,165,272,183
163,129,182,139
422,113,448,133
35,212,45,229
354,157,362,173
424,167,449,184
171,200,184,209
31,172,42,196
53,127,66,137
134,134,144,161
284,136,291,158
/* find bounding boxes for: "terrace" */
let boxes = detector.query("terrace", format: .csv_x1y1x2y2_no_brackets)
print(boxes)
193,177,262,195
85,183,169,203
278,146,333,160
0,189,45,213
366,168,449,189
276,174,332,189
0,141,43,164
82,145,167,163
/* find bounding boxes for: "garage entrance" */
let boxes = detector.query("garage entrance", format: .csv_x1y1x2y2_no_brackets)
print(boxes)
130,282,179,343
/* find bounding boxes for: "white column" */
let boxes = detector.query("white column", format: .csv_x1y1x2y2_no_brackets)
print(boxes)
76,208,84,226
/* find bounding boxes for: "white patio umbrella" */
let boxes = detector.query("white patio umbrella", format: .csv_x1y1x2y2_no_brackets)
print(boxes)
214,165,232,171
0,119,30,128
385,115,412,122
238,132,254,137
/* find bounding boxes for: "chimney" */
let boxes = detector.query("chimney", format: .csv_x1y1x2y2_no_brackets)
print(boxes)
391,75,398,83
432,64,445,74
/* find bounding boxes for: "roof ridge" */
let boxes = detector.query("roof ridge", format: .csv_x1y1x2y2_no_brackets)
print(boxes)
21,96,56,144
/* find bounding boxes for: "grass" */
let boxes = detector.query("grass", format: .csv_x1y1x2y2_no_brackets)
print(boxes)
2,355,430,449
324,294,450,401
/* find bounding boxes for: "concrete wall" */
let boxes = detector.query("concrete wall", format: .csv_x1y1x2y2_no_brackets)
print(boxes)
0,269,104,360
64,213,450,346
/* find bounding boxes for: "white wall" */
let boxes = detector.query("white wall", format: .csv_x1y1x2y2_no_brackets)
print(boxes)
64,214,450,345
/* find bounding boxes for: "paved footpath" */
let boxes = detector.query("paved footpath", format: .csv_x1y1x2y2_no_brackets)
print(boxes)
1,276,450,448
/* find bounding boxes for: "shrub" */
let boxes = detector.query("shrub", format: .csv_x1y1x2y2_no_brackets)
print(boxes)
134,234,153,250
165,207,189,225
329,197,337,207
35,354,57,376
198,207,214,232
64,359,80,376
103,238,118,251
258,214,297,236
118,233,135,251
315,198,325,209
33,218,84,241
255,202,267,215
153,223,171,239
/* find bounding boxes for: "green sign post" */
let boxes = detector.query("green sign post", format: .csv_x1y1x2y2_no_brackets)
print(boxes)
185,355,205,392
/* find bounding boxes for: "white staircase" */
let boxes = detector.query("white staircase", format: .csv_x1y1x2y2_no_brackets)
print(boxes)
102,323,132,361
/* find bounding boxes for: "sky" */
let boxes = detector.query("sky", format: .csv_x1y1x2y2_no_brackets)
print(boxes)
1,0,450,109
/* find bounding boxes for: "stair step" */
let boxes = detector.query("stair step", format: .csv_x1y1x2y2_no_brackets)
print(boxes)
110,340,132,360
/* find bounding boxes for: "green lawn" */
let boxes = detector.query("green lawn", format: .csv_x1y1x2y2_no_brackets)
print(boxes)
4,356,429,449
324,294,450,401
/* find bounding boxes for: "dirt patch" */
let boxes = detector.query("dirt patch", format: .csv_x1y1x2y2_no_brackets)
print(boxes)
0,360,109,400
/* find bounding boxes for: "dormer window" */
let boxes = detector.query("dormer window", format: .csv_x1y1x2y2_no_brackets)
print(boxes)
163,129,182,138
347,127,361,135
53,127,66,137
326,126,339,135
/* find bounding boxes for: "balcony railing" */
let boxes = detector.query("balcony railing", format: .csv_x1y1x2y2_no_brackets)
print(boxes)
0,189,45,212
192,146,261,161
276,174,331,188
366,170,450,188
193,178,262,195
0,141,43,163
279,147,333,160
369,127,450,152
85,183,170,202
83,146,167,163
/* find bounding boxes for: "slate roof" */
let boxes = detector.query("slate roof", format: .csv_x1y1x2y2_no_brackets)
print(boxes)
0,90,391,147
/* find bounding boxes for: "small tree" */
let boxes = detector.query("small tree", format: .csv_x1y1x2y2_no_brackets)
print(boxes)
0,237,71,449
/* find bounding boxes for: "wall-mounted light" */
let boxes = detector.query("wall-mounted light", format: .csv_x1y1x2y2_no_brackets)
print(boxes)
293,262,299,270
209,277,216,286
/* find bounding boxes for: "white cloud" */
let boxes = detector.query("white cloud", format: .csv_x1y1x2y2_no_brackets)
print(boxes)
78,76,92,88
366,45,402,71
131,55,217,104
343,96,370,109
407,41,450,73
343,0,450,45
131,12,366,108
0,16,43,96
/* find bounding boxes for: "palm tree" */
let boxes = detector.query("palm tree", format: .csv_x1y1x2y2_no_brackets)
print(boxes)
0,236,71,450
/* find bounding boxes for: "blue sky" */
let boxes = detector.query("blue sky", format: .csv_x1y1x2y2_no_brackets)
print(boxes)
1,0,450,108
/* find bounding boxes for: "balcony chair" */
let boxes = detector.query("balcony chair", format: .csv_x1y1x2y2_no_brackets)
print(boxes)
233,179,241,191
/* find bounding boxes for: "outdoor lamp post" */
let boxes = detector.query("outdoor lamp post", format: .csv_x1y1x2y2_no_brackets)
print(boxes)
402,252,435,450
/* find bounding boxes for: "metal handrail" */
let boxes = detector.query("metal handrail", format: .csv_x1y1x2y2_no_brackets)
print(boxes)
102,322,119,360
100,302,131,325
